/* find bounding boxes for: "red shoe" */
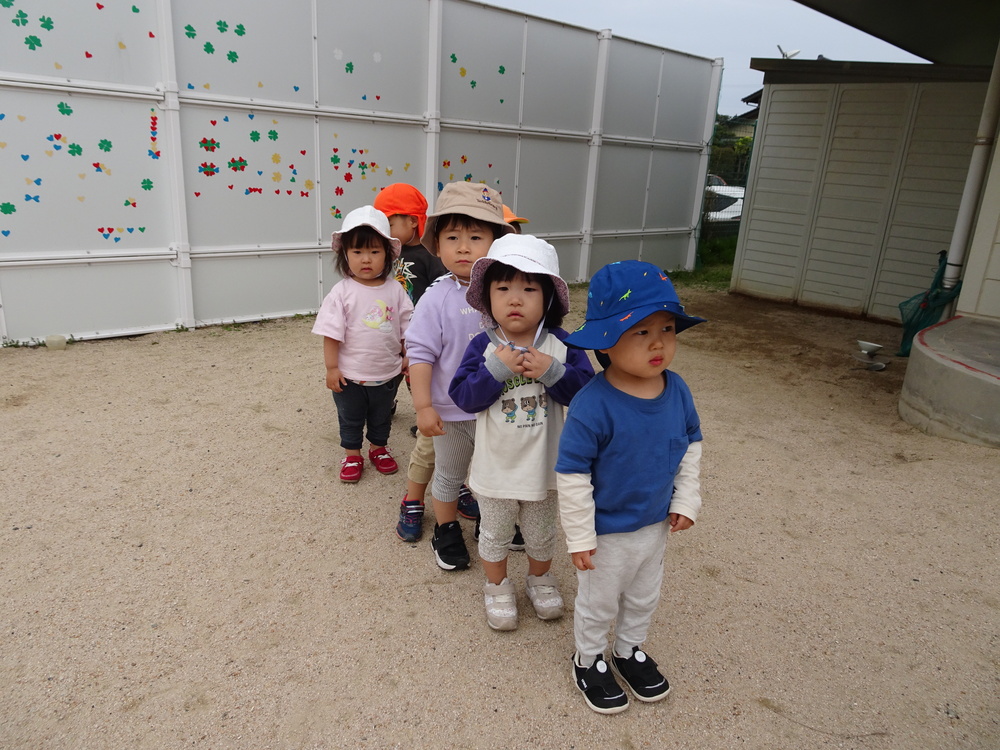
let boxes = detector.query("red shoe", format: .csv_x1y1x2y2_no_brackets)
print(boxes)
339,455,364,483
368,446,399,475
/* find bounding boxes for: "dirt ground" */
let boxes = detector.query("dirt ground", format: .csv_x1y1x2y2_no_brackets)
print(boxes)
1,285,997,749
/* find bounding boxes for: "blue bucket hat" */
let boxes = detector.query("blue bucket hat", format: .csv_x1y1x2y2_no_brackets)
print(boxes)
565,260,705,350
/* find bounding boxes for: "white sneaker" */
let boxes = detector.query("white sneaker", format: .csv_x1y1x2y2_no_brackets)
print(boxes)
526,573,564,620
484,578,518,631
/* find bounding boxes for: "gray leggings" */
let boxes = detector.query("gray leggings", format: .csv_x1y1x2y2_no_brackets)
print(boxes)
430,420,476,503
476,491,557,563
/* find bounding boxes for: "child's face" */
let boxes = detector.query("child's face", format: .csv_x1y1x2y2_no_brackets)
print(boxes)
437,221,493,280
489,271,545,340
387,214,419,245
600,310,677,381
346,240,388,286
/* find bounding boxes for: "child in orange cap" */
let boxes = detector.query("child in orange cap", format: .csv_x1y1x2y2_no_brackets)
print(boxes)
374,183,447,305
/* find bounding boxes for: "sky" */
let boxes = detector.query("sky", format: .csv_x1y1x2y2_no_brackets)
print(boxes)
482,0,926,116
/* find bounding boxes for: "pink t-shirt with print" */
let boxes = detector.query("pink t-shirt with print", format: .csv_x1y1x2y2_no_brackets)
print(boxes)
312,276,413,382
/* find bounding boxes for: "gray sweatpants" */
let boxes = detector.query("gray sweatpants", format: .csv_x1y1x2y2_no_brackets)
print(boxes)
574,519,669,666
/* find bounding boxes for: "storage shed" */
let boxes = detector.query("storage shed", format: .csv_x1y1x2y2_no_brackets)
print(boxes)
732,60,990,321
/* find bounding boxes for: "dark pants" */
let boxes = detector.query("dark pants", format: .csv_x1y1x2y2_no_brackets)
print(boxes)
331,375,403,450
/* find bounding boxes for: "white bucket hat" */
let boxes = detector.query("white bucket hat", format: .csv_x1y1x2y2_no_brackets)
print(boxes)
331,205,402,258
466,234,570,319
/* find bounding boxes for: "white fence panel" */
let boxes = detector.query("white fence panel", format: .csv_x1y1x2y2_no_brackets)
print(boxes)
0,0,719,343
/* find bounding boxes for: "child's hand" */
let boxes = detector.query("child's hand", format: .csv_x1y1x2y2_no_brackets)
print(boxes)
416,405,445,437
494,343,525,373
669,513,694,533
571,549,596,571
521,347,553,380
326,367,347,393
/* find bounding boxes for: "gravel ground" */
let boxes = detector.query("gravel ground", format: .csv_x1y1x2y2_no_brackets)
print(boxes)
1,286,997,749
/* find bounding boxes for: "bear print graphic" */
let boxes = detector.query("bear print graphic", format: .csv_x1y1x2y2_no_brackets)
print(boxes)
521,395,538,422
501,398,518,423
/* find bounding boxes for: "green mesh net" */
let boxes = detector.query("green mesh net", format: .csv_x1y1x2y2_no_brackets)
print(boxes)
897,251,962,356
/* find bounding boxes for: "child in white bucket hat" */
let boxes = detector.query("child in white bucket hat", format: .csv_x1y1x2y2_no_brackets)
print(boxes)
449,234,594,630
312,205,413,483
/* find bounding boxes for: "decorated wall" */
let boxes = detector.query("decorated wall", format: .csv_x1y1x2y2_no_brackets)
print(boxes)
0,0,719,342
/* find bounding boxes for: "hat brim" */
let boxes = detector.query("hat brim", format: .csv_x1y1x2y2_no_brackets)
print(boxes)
564,302,705,350
466,256,570,320
331,232,402,260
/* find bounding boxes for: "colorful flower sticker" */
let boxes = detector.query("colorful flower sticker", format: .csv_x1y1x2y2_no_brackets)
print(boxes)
330,206,342,218
459,67,466,78
249,130,260,142
498,65,505,75
450,54,457,63
345,62,354,74
271,153,281,164
198,162,218,176
470,80,476,89
217,20,228,33
124,198,136,207
199,137,220,151
39,16,54,31
141,178,153,190
184,24,196,39
57,102,73,115
98,139,112,152
25,35,43,50
234,23,246,36
13,10,28,26
228,157,247,171
204,42,215,54
267,130,278,141
227,51,238,63
0,203,16,215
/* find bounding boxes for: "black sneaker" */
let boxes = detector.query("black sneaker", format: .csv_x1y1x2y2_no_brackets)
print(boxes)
610,647,671,702
507,524,525,551
456,484,480,520
573,654,628,714
431,521,470,571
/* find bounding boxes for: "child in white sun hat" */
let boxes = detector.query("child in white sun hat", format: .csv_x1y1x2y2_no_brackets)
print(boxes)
312,205,413,483
449,234,594,630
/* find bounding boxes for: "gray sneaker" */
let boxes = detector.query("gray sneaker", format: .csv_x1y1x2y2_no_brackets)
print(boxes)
526,573,563,620
483,578,518,631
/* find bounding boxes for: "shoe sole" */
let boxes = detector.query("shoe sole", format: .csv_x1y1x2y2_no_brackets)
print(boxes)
433,552,469,571
487,619,517,631
396,528,421,543
373,467,399,475
457,509,479,520
572,664,629,715
340,476,362,483
610,661,671,703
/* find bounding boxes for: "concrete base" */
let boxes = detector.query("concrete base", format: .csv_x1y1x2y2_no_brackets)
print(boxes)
899,315,1000,448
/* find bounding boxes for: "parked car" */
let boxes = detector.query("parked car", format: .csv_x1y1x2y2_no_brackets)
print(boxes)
704,174,744,222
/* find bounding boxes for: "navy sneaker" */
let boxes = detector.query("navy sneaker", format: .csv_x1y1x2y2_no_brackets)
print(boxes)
395,495,424,543
573,653,628,714
508,524,525,551
457,484,480,520
431,521,470,571
610,647,671,702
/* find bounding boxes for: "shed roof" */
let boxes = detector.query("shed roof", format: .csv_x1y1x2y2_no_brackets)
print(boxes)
792,0,1000,67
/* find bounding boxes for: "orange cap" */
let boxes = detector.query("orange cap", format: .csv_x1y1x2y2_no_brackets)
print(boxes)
373,183,428,237
502,205,529,224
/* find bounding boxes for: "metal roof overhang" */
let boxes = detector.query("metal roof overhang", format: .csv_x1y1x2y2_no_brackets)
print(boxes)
791,0,1000,66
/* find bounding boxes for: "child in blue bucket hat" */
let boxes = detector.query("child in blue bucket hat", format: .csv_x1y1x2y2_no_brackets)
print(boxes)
555,260,705,714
